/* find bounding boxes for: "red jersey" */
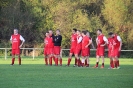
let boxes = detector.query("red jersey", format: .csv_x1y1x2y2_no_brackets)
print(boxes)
113,34,120,48
71,34,77,48
108,37,113,49
11,34,20,49
97,34,105,48
44,37,49,48
48,37,54,48
76,35,82,49
82,36,90,49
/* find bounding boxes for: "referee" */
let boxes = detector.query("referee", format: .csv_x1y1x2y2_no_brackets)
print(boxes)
54,29,62,66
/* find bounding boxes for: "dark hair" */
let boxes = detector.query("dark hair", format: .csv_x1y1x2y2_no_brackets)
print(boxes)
86,30,89,32
97,29,102,33
73,28,77,32
56,29,60,32
108,32,113,35
77,30,81,32
82,31,86,35
46,31,49,34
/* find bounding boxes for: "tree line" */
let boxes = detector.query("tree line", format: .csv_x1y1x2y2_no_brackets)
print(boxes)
0,0,133,49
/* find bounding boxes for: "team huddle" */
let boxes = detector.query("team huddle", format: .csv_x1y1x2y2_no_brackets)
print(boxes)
10,28,122,69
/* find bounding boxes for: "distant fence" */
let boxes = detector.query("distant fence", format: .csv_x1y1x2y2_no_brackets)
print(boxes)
0,48,133,60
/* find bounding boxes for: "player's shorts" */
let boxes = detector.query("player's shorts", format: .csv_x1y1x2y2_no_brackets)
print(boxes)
54,46,61,55
47,48,54,55
108,48,113,57
12,49,20,55
70,48,76,54
75,48,81,55
96,47,105,56
112,48,120,57
44,47,49,55
82,48,90,57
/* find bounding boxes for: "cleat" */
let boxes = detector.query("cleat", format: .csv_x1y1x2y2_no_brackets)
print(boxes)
65,64,69,67
93,66,98,68
117,67,120,69
100,66,104,68
73,64,77,67
112,68,116,69
10,64,13,66
108,67,112,69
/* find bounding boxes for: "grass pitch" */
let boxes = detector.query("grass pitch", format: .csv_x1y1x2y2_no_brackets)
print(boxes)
0,57,133,88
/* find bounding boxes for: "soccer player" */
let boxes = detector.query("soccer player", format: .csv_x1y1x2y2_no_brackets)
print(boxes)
44,32,50,65
93,29,108,68
75,30,82,67
81,31,92,67
48,30,55,65
10,29,25,65
53,29,62,66
85,30,95,67
66,28,77,66
108,32,114,69
109,32,122,69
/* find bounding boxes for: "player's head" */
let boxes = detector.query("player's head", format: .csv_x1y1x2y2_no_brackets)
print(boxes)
56,29,60,35
108,32,114,38
86,30,90,37
72,28,77,34
49,29,53,36
77,30,81,35
82,31,87,37
45,32,49,37
14,29,18,35
97,29,102,35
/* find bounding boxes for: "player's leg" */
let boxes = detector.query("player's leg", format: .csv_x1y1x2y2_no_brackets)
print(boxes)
17,54,21,65
16,49,21,65
59,55,62,66
86,56,89,67
117,51,120,68
101,56,104,68
93,48,100,68
11,49,15,65
66,53,73,66
93,55,100,68
44,55,48,65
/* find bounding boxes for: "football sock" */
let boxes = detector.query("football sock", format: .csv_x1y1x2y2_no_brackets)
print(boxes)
117,60,119,67
60,59,62,66
19,57,21,65
45,58,48,65
85,59,87,65
96,62,99,67
11,58,15,65
102,63,104,67
67,58,71,66
75,58,77,65
114,61,117,68
55,58,58,66
49,57,52,65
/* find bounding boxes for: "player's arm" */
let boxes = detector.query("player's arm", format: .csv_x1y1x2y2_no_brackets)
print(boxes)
101,36,108,46
96,38,98,46
85,39,92,48
117,36,122,51
77,36,82,43
19,35,25,48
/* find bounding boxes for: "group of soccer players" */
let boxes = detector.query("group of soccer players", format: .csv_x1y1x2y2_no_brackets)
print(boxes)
10,28,122,69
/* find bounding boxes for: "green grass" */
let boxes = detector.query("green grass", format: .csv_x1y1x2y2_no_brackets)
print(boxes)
0,58,133,88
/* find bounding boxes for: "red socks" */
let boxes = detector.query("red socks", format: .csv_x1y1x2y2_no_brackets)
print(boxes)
19,58,21,65
67,58,71,66
55,58,58,66
75,58,77,65
114,61,117,68
49,57,52,65
117,60,119,67
11,58,15,65
45,58,48,65
85,59,87,66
